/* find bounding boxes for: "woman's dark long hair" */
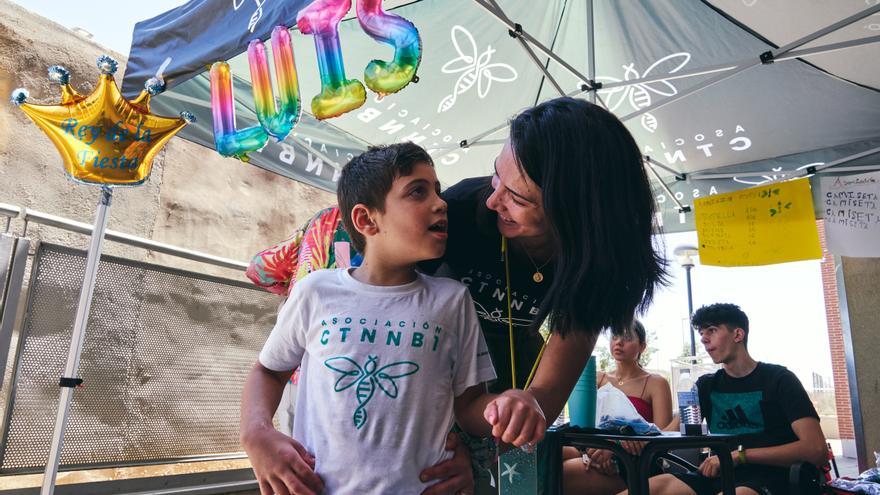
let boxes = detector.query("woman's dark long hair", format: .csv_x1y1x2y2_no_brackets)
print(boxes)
508,97,667,337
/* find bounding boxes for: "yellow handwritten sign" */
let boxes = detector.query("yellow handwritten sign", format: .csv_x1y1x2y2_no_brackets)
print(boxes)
695,178,821,266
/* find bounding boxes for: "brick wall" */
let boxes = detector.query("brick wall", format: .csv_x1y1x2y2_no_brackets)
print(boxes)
818,220,855,441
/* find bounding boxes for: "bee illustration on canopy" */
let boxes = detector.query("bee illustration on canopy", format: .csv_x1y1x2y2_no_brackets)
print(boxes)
596,52,692,133
438,25,518,113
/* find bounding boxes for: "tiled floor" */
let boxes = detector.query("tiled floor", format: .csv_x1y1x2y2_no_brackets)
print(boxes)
829,438,862,478
834,454,861,478
0,448,864,494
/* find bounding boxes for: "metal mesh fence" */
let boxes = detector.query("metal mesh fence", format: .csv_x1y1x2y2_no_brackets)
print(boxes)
0,243,279,473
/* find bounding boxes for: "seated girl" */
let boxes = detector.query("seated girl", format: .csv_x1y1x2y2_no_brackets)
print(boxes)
562,321,673,494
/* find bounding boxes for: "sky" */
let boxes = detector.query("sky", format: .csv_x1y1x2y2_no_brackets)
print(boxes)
9,0,837,390
631,230,832,390
8,0,188,55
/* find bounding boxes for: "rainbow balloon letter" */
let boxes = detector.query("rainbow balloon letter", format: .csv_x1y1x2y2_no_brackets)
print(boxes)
211,26,301,158
250,26,302,138
210,61,269,158
297,0,367,120
357,0,421,95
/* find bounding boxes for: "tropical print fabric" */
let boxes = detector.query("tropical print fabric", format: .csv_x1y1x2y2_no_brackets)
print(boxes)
246,206,361,296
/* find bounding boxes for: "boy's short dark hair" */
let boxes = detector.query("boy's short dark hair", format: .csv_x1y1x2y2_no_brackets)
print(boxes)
337,142,434,253
692,303,750,347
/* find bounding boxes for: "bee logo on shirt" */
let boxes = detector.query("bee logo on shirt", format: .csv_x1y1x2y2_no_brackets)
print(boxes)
324,355,420,429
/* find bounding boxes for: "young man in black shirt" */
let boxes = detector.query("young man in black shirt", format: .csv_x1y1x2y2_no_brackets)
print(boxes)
638,303,827,495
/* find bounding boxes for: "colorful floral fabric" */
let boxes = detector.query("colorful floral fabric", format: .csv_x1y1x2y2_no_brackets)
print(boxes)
246,207,361,296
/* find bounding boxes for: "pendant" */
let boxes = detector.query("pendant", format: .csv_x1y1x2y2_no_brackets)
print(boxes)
532,271,543,283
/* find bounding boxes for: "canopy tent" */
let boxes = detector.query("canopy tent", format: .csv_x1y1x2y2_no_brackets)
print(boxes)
123,0,880,232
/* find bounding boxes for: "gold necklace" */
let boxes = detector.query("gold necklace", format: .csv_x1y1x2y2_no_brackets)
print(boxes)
521,246,552,283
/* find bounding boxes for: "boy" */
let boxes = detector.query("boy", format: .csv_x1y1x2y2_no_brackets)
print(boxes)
240,143,545,495
634,303,826,495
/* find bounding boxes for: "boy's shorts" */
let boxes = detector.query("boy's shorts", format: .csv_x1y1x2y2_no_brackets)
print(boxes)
672,464,789,495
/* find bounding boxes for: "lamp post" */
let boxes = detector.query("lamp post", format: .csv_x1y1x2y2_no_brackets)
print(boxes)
674,245,699,358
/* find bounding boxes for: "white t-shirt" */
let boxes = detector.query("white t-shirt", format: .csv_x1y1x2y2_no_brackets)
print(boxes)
259,268,496,494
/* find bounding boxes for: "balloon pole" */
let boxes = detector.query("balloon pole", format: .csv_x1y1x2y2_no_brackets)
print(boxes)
40,186,113,495
10,55,187,494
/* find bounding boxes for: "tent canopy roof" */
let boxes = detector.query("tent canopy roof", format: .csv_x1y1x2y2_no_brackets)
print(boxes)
123,0,880,231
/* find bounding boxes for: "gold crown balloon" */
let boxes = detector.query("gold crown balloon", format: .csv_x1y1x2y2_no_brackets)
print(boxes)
9,55,194,187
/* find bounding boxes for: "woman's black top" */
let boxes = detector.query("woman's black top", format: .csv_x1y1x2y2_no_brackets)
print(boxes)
433,177,550,393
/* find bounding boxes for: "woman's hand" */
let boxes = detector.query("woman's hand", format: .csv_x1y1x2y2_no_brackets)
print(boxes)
241,424,324,495
419,432,475,495
240,364,322,495
483,389,546,447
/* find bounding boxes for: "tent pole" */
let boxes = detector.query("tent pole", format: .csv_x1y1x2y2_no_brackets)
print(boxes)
779,35,880,62
587,0,596,105
40,187,113,495
689,146,880,181
593,91,609,109
457,0,880,153
450,84,604,151
455,0,611,149
446,83,606,151
818,165,880,174
472,0,596,91
458,120,514,148
431,139,506,150
622,3,880,123
512,34,566,97
645,156,685,180
620,63,759,122
815,146,880,173
600,60,740,91
691,171,804,180
772,4,880,58
578,33,879,98
645,158,689,213
446,0,571,150
689,164,880,181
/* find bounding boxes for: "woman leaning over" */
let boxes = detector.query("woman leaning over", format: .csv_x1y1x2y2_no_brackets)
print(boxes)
244,97,668,494
421,97,668,493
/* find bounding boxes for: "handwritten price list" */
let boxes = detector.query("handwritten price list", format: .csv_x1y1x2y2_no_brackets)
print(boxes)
694,178,821,266
821,171,880,258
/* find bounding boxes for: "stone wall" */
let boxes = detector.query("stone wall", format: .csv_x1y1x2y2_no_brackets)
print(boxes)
0,2,333,482
0,0,335,280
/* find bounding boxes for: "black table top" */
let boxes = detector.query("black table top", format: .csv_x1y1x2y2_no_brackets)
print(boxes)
556,428,735,443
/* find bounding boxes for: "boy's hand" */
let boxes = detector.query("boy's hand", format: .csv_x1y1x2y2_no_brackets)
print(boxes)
483,389,546,447
242,424,324,495
696,452,736,479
